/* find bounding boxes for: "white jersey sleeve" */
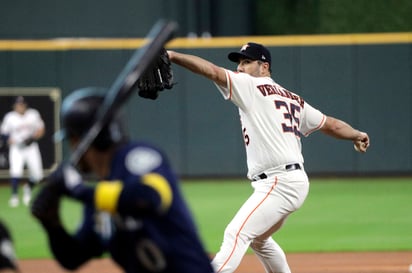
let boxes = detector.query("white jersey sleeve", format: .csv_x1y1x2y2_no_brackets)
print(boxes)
1,113,14,135
28,108,45,131
214,69,325,179
214,70,256,111
300,101,326,136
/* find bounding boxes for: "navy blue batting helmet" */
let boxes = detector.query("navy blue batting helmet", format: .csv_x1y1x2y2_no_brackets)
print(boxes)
56,87,128,151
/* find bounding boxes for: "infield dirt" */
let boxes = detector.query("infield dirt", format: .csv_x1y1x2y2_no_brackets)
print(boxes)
15,251,412,273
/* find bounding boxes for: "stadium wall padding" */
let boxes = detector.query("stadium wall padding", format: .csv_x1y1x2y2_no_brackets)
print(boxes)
0,40,411,177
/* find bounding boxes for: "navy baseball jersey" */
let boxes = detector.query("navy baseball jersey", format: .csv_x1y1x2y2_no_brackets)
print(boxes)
72,141,213,273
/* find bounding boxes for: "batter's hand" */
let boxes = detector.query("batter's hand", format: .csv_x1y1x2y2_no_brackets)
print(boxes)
353,131,370,153
31,184,62,228
46,163,84,197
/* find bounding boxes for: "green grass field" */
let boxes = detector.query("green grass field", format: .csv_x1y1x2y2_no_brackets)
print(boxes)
0,177,411,259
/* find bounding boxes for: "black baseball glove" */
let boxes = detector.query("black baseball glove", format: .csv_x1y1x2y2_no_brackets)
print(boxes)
137,47,174,100
0,220,18,271
23,136,36,146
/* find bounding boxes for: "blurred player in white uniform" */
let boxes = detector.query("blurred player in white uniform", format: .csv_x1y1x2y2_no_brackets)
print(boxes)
0,96,45,207
168,43,370,273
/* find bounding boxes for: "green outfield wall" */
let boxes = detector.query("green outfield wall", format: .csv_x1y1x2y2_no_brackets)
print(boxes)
1,1,411,38
0,33,411,177
0,0,254,38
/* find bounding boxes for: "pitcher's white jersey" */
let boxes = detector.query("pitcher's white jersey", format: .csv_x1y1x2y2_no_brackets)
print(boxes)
215,70,326,179
1,108,45,145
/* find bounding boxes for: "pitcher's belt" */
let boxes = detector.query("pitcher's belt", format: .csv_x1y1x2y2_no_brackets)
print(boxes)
252,163,301,181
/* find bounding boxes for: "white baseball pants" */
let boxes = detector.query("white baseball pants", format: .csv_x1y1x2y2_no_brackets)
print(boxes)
212,169,309,273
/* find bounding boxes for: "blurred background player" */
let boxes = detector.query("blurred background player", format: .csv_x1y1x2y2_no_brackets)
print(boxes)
31,88,214,273
0,96,45,207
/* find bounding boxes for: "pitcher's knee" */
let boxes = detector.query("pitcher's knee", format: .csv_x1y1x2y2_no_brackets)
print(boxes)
250,238,264,251
223,224,251,245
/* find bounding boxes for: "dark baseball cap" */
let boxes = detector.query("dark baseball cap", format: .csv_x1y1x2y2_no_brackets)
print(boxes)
228,42,271,66
14,96,27,104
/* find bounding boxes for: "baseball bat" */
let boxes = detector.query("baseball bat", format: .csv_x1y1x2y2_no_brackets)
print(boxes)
69,20,178,166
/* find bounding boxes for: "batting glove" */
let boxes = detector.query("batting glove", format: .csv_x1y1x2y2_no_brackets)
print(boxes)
48,163,84,197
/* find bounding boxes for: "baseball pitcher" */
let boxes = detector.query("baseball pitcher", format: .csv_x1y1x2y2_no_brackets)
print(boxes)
167,42,370,273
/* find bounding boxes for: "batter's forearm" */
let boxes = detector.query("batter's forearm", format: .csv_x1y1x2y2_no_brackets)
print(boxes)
45,225,102,270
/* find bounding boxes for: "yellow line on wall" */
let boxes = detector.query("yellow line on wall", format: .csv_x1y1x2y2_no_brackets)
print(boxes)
170,32,412,48
0,32,411,51
0,39,149,51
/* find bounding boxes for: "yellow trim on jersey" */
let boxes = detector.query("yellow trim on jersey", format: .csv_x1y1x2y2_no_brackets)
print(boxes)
141,173,173,212
0,32,410,51
95,181,123,214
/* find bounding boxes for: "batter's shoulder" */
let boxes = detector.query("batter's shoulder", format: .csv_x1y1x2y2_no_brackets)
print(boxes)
26,108,41,116
1,111,17,122
115,141,167,176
